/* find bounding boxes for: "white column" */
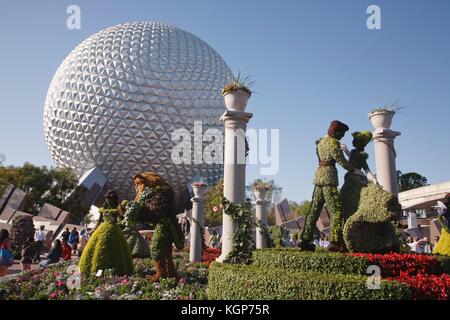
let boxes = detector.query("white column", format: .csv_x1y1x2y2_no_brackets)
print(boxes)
407,210,418,229
216,110,253,262
254,197,268,249
189,195,204,262
372,128,401,196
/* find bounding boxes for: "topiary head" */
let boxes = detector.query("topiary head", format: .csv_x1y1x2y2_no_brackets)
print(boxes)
104,189,119,209
352,131,373,150
328,120,349,140
133,172,172,199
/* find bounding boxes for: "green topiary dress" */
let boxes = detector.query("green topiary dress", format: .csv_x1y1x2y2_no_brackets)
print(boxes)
79,212,133,275
343,183,401,253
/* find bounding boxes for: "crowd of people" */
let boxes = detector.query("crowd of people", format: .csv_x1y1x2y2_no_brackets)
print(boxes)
0,225,91,276
404,236,434,254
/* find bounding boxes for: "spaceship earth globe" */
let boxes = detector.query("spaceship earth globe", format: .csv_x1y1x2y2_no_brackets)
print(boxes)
43,22,231,209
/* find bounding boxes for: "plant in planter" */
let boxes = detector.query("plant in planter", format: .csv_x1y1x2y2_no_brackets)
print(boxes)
368,103,404,129
192,181,209,198
221,72,254,112
252,180,271,200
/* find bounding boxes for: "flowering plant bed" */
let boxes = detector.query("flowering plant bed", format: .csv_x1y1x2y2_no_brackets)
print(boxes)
0,252,209,300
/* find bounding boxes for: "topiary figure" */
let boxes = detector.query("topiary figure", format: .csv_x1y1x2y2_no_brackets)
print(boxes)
434,200,450,256
79,212,133,275
299,120,355,252
10,215,35,259
340,131,378,222
343,183,401,253
123,172,184,281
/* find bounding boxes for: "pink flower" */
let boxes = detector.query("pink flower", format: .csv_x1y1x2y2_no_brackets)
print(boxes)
212,206,218,212
56,281,65,287
49,292,58,300
121,278,129,285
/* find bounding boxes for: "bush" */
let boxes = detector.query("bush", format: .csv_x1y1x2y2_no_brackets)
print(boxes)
10,215,35,258
79,221,133,275
208,262,411,300
252,248,368,275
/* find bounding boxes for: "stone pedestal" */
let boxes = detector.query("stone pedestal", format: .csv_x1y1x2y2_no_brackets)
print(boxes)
189,196,204,263
216,110,253,262
254,197,268,249
372,127,401,196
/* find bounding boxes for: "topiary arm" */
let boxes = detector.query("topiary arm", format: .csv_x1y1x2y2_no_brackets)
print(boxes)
330,139,354,172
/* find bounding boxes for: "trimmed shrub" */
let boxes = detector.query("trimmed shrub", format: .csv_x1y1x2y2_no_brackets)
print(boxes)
344,183,401,253
79,221,133,275
252,248,367,275
208,262,411,300
435,254,450,274
10,215,35,258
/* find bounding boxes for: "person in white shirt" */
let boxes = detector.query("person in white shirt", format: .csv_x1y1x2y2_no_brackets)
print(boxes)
407,237,420,253
34,225,46,263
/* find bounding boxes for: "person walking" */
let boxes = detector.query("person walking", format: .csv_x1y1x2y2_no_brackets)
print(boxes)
34,225,46,263
21,237,35,271
68,227,79,255
208,230,218,248
39,240,62,268
60,227,70,242
0,229,14,276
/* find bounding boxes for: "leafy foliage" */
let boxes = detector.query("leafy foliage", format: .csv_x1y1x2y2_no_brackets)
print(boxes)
343,183,401,253
208,262,411,300
10,215,35,258
0,163,89,221
289,200,311,218
222,197,254,264
79,220,134,275
203,178,224,227
252,248,368,275
397,171,428,192
221,72,254,96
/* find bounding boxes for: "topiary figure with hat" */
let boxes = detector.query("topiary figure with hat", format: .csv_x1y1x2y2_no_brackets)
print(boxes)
340,130,378,222
299,120,356,252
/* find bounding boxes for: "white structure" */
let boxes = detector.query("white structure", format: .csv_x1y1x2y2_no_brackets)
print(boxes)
399,181,450,210
254,190,268,249
189,192,205,263
217,111,253,262
43,22,231,208
370,111,401,196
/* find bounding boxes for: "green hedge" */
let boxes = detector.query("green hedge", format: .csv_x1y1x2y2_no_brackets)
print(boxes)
208,262,411,300
435,255,450,274
252,248,368,275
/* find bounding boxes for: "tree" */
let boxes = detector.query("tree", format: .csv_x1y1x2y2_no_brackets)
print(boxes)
396,171,428,192
289,200,311,218
0,163,89,221
204,178,224,227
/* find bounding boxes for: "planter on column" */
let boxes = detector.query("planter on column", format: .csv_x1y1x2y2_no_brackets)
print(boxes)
190,182,207,263
369,110,401,196
253,188,268,249
216,110,253,262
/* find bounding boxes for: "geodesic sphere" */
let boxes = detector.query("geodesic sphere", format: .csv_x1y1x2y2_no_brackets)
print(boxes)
43,22,230,209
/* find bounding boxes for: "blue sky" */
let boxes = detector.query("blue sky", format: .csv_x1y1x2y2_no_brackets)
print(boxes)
0,0,449,203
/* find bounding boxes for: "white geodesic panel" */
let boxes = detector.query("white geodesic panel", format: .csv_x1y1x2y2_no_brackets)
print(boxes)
43,22,230,208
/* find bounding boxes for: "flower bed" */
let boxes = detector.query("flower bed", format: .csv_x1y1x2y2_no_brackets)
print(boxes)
0,252,209,300
349,252,440,277
201,247,221,266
